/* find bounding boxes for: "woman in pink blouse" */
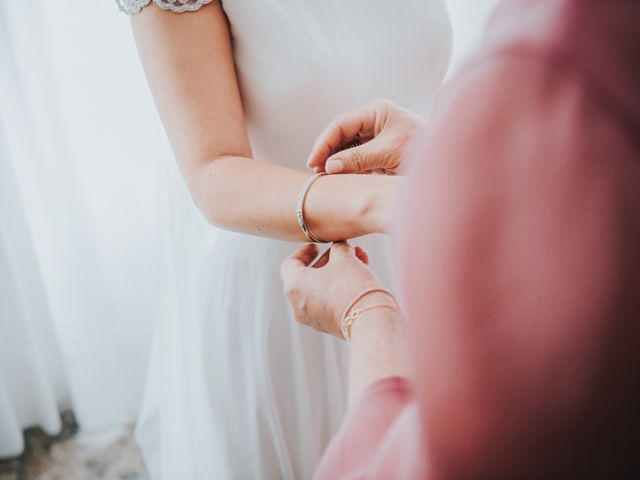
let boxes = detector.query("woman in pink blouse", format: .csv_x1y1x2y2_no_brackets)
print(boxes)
281,0,640,478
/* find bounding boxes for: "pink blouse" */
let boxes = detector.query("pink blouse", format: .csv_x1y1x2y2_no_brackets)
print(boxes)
315,0,640,478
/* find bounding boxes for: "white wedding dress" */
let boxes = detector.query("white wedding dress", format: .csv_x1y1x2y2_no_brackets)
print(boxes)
119,0,452,478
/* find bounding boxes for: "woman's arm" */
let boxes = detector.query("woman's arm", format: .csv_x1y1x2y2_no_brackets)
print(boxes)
131,3,392,241
347,295,407,403
279,242,408,403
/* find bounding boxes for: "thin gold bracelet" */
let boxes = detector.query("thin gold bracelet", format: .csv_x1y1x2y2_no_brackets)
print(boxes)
341,288,399,341
296,173,326,243
342,303,398,342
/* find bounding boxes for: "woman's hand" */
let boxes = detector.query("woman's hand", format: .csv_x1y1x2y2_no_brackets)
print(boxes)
282,242,408,402
280,242,385,338
307,99,425,175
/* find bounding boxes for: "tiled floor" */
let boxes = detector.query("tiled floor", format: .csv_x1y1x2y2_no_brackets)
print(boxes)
0,412,148,480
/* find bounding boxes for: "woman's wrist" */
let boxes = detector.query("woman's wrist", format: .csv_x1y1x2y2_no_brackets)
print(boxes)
348,306,407,403
349,291,395,311
339,289,398,341
350,307,401,341
360,175,396,234
304,173,394,240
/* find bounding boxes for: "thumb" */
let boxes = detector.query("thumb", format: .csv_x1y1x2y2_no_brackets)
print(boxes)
325,136,391,174
329,241,355,260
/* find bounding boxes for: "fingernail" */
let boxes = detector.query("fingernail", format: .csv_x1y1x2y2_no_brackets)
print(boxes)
326,159,344,173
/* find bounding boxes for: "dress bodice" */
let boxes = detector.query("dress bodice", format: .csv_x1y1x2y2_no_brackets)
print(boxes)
222,0,452,168
119,0,452,169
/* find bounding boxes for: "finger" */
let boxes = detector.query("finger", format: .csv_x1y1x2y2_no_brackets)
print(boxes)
324,135,392,174
354,245,369,265
307,106,376,169
310,245,331,268
329,241,355,260
280,243,318,280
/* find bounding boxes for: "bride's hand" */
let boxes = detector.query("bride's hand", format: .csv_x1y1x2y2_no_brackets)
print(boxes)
307,99,424,175
280,242,386,338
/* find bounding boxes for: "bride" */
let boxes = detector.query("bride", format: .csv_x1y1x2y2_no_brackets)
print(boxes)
118,0,451,478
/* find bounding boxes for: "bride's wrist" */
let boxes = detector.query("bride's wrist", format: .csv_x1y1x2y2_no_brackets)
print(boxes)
362,175,396,234
304,173,395,238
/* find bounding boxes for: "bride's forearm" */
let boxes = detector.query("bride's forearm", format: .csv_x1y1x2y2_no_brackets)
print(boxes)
131,6,391,242
190,156,392,241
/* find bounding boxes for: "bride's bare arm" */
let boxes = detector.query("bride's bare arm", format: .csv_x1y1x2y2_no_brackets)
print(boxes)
131,2,393,241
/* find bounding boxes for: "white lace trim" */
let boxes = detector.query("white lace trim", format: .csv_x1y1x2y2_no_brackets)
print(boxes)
116,0,213,15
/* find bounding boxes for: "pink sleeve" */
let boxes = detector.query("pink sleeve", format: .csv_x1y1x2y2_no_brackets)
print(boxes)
315,24,640,479
314,377,431,480
399,53,640,478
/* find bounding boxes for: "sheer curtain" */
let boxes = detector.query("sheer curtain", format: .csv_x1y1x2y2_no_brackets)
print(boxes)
0,0,501,460
446,0,501,72
0,1,164,457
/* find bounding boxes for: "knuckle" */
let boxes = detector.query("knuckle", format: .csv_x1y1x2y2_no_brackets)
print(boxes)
336,112,352,126
381,151,397,169
295,315,306,326
351,150,366,172
372,97,392,110
327,119,340,136
298,297,310,315
283,281,299,298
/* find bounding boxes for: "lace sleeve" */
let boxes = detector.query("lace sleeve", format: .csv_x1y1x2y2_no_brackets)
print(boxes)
116,0,214,15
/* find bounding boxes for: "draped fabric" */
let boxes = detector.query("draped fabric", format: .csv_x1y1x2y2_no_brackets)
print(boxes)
0,1,162,457
0,108,66,457
445,0,501,71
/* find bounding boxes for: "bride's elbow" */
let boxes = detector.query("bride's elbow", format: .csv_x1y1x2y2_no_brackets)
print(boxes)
195,197,225,228
185,155,251,230
187,170,239,230
190,182,231,229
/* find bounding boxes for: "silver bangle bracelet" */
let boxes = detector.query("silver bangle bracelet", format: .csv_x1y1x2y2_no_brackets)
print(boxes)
296,173,327,243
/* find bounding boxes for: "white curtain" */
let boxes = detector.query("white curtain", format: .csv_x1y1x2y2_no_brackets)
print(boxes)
0,0,501,460
0,1,164,457
446,0,502,72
